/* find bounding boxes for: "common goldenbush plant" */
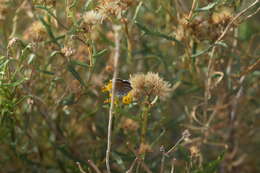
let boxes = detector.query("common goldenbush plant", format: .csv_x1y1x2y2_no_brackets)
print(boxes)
0,0,259,173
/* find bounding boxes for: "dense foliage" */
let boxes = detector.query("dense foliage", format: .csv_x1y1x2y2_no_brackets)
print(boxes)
0,0,259,172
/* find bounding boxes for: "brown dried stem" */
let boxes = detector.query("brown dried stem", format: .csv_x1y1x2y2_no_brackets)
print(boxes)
87,160,102,173
76,162,87,173
204,0,259,121
106,25,121,173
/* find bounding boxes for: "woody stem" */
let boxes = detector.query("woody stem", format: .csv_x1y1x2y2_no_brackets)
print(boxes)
140,103,151,147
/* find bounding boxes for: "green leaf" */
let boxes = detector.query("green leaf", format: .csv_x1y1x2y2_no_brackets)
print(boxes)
35,5,56,19
59,93,75,105
71,60,90,68
191,46,213,58
27,54,36,64
67,62,86,87
93,49,107,58
215,41,228,48
0,57,10,70
195,1,219,12
37,69,55,75
84,0,93,10
112,152,126,170
135,21,182,45
69,0,79,9
39,16,59,46
192,152,225,173
20,44,31,62
36,5,68,29
0,78,28,87
133,1,143,21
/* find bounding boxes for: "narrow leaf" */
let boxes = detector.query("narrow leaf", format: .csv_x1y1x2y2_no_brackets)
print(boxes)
93,49,107,58
135,21,182,45
195,1,219,12
67,62,86,87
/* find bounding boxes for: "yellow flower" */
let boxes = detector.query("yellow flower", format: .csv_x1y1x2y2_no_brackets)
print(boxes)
103,96,119,105
102,80,112,92
122,91,133,104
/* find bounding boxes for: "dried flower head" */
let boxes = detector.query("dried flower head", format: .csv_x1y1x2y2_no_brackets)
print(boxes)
175,13,212,42
82,10,104,25
7,37,21,49
189,145,200,158
98,0,132,17
23,21,47,42
211,7,233,25
0,1,8,20
130,72,171,100
121,117,139,131
182,129,191,141
61,46,76,57
138,143,152,154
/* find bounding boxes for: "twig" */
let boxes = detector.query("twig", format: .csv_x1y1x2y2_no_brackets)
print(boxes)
159,146,166,173
126,158,138,173
188,0,197,19
216,0,259,43
140,160,153,173
230,76,245,124
9,1,27,38
126,143,153,173
239,58,260,77
140,104,150,147
165,136,184,156
35,5,69,30
243,6,260,21
76,162,87,173
203,0,259,121
170,158,176,173
87,160,102,173
106,25,121,173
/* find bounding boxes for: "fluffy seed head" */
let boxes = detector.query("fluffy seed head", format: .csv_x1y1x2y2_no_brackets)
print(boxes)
82,10,104,25
130,72,171,100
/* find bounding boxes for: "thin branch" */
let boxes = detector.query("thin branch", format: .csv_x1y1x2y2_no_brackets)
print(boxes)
243,6,260,21
106,25,121,173
76,162,87,173
203,0,259,120
159,146,166,173
35,5,69,30
9,1,27,38
87,160,102,173
140,160,153,173
188,0,197,19
165,136,184,156
230,76,245,123
126,143,153,173
170,158,176,173
126,158,138,173
216,0,259,43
